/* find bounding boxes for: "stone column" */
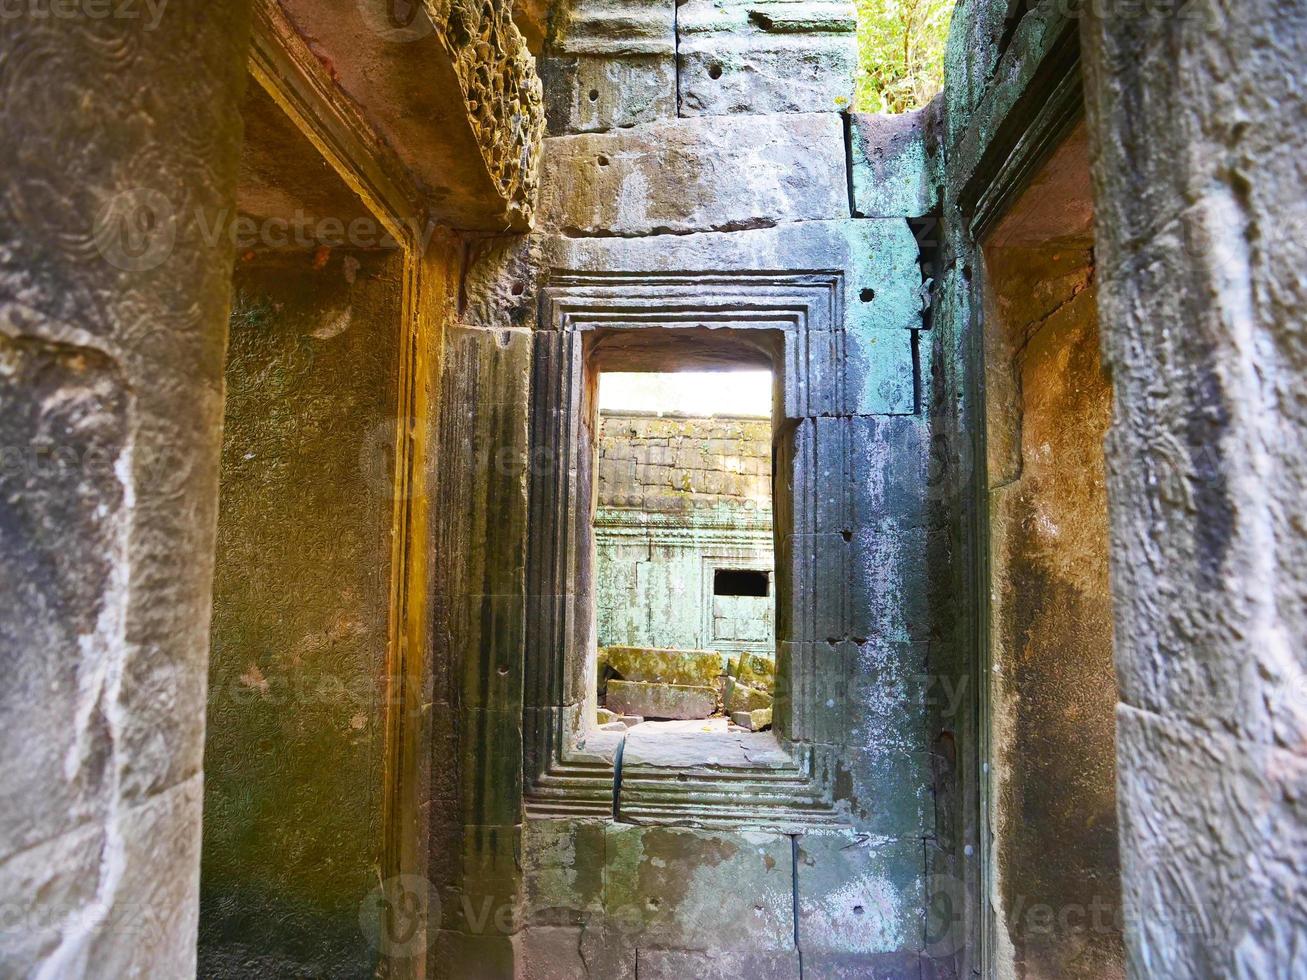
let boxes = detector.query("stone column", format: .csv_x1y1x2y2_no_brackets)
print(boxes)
0,4,252,975
1083,5,1307,975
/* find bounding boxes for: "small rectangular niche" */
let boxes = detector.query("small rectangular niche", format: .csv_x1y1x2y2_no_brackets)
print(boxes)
714,568,770,597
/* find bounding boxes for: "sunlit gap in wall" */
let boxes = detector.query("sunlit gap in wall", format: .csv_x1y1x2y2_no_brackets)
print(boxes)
592,370,777,737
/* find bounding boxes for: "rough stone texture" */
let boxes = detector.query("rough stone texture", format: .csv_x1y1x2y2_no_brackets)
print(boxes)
1081,2,1307,972
278,0,544,229
638,948,801,978
731,708,773,732
599,411,773,512
1115,705,1307,978
538,113,848,236
540,0,677,134
796,833,925,960
0,3,253,976
603,825,797,951
932,6,1092,977
606,680,718,721
676,0,857,116
730,652,776,688
850,108,941,218
724,678,773,714
600,646,725,688
199,251,403,977
984,237,1123,979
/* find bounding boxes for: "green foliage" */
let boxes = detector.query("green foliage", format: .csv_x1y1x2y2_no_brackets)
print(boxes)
854,0,957,114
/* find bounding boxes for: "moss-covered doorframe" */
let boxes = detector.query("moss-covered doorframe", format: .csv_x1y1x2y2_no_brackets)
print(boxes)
948,20,1085,980
247,5,439,975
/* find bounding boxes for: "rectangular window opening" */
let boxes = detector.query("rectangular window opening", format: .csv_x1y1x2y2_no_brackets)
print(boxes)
714,569,770,597
593,368,777,736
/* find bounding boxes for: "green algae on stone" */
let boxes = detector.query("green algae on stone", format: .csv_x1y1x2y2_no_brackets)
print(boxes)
725,677,773,714
728,652,776,688
600,646,725,688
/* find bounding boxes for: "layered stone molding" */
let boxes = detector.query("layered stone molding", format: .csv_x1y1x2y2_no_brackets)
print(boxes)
489,2,937,970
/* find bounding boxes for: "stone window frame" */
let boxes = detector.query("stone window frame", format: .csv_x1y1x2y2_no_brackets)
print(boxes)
700,553,775,657
523,270,859,828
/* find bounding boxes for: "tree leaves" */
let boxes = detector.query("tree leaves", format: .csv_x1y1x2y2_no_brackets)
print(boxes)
854,0,956,114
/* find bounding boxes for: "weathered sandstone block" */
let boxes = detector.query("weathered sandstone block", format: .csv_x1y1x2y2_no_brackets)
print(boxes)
539,113,847,236
850,108,939,218
731,708,773,732
602,825,797,950
600,646,724,687
796,833,925,955
677,0,857,115
540,0,676,134
725,677,773,714
606,680,717,720
729,652,776,689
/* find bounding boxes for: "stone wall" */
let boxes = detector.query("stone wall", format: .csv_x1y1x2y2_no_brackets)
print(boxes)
1083,3,1307,975
936,2,1307,976
0,4,254,976
446,0,941,974
0,1,541,974
595,411,774,657
199,250,403,977
984,234,1123,976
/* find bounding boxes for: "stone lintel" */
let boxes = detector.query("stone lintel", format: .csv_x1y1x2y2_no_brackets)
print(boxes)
274,0,543,230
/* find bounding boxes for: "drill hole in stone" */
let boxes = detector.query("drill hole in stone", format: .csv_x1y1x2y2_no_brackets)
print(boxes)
588,88,600,102
511,282,525,296
597,155,610,167
860,288,876,303
708,64,723,80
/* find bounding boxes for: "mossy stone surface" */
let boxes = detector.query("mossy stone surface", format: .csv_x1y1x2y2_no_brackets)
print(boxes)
601,646,724,688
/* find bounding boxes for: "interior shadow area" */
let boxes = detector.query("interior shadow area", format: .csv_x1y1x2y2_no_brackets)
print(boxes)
198,77,405,979
981,120,1125,980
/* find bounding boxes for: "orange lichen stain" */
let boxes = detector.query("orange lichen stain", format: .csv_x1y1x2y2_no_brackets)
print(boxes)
313,245,332,270
241,250,256,263
239,663,270,696
764,854,776,872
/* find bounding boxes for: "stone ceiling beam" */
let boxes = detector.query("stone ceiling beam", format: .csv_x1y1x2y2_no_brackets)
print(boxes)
273,0,544,231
